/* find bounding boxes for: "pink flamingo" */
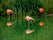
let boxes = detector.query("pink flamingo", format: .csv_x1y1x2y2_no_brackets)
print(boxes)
25,16,34,21
6,9,14,15
25,16,34,34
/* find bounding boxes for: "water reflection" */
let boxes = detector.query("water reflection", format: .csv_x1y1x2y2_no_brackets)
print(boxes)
6,22,13,26
25,29,34,34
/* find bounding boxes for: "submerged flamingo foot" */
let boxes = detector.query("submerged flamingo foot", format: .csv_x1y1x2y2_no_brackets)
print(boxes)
6,22,13,26
25,29,34,34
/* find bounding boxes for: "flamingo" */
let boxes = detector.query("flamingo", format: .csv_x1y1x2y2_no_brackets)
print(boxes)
25,29,34,34
25,16,34,34
39,8,44,13
25,16,34,21
39,21,44,26
6,9,14,16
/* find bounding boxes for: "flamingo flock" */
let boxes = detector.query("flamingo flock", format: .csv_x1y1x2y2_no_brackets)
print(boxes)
6,8,44,34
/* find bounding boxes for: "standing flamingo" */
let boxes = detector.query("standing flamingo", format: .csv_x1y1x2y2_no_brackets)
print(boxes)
6,9,14,26
25,16,35,34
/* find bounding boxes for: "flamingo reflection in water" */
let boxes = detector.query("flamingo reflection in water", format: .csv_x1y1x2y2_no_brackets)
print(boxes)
6,22,13,26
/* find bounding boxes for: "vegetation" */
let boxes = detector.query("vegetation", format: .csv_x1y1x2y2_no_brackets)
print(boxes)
0,0,53,40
